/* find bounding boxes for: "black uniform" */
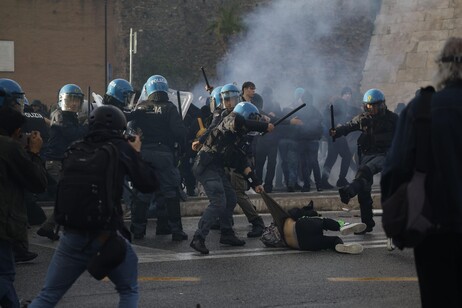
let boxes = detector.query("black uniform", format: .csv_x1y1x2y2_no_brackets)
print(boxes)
335,109,398,231
129,99,187,240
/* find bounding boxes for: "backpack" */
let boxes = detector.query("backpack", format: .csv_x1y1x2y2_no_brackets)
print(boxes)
382,87,435,250
260,222,287,248
54,140,119,231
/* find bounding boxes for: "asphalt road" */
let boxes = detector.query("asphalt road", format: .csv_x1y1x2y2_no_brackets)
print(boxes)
16,211,421,308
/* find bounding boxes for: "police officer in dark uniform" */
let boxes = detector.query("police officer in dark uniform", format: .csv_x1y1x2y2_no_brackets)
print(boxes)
37,84,88,241
330,89,398,234
129,75,188,241
190,99,274,254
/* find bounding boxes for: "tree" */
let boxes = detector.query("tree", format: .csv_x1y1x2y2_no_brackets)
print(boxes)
207,6,244,52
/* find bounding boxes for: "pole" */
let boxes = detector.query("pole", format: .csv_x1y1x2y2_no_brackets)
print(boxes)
104,0,108,88
129,28,133,84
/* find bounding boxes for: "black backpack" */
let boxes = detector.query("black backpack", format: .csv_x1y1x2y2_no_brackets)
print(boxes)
54,140,119,231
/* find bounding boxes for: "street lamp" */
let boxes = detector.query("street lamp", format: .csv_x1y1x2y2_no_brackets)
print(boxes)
129,28,141,85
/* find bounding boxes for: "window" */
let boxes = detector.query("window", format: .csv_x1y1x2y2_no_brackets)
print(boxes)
0,41,14,72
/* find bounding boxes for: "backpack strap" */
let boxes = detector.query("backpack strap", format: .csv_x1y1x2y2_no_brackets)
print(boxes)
414,86,434,172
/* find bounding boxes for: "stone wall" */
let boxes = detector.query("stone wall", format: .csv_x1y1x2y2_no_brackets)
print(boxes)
361,0,462,109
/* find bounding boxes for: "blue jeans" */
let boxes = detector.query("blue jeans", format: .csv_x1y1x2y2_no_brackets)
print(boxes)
29,231,139,308
0,239,19,308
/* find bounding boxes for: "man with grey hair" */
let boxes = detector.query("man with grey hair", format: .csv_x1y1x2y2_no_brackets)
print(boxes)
381,37,462,307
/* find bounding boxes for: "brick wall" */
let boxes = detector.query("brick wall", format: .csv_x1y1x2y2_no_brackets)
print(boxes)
0,0,121,107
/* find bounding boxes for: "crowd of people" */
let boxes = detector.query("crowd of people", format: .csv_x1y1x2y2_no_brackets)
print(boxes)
1,35,462,307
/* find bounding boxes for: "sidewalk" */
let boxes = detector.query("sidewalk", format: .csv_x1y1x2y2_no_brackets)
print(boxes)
39,186,382,217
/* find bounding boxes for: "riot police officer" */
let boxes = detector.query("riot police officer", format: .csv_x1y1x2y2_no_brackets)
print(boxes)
190,101,274,254
37,84,87,240
129,75,188,241
330,89,398,234
103,78,136,112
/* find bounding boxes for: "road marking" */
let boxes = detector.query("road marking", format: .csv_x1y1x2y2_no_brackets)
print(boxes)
103,276,200,282
138,276,201,282
328,277,417,282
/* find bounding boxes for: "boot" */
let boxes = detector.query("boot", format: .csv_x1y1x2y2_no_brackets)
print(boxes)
320,175,334,189
336,177,349,187
156,199,172,235
338,179,362,204
190,235,209,254
165,197,187,241
220,229,246,246
130,199,150,239
247,217,265,238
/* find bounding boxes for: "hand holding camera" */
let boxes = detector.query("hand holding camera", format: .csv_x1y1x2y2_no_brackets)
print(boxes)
27,131,43,154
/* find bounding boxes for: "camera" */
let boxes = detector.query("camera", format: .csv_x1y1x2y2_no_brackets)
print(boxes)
19,132,31,149
123,128,137,142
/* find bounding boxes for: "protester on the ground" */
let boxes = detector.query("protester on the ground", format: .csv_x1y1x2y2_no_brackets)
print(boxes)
260,194,365,254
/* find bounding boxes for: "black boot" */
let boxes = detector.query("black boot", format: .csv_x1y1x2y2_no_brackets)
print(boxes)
338,179,362,204
166,197,188,241
336,177,349,187
220,229,246,246
320,175,334,189
247,217,265,238
190,235,209,254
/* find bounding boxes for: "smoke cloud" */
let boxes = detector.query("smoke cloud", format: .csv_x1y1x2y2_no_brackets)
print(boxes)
194,0,378,109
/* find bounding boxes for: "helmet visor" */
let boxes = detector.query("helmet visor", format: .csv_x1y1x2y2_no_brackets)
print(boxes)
11,94,26,113
61,94,83,112
223,96,239,111
125,92,136,108
364,102,382,115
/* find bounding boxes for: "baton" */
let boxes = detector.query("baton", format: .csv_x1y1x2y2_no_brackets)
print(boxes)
262,103,306,136
177,90,183,120
87,86,92,118
330,104,336,142
200,66,211,91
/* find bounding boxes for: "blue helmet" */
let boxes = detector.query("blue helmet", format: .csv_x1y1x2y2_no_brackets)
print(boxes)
294,87,305,100
58,84,84,112
233,102,261,120
210,86,222,112
220,83,240,100
363,88,386,115
105,78,135,109
220,83,240,110
145,75,169,98
0,78,26,112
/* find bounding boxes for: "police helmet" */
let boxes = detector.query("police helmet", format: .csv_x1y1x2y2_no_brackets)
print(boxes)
105,79,135,109
0,78,26,113
294,87,305,101
233,102,261,120
220,83,240,110
210,86,222,112
362,88,386,115
89,105,127,132
145,75,169,97
58,84,84,112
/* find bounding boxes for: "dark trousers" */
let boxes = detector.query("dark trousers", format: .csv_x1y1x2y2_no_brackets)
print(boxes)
295,217,342,251
299,140,322,187
414,233,462,308
255,136,279,190
322,137,352,181
279,139,299,187
0,239,19,308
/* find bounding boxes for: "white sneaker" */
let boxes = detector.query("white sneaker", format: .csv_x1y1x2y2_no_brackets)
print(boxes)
340,222,366,236
335,243,364,254
387,238,395,251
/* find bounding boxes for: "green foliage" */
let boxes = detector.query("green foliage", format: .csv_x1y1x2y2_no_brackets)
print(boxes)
207,6,245,51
